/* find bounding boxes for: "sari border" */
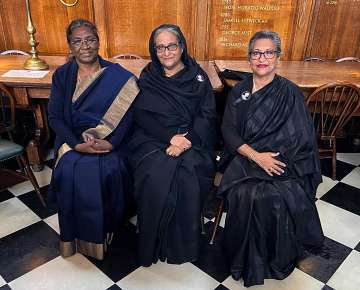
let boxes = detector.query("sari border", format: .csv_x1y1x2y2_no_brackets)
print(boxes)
82,76,139,140
54,143,72,168
60,239,104,260
72,68,106,103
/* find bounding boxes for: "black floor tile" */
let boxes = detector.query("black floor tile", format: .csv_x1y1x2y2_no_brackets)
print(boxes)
322,285,335,290
297,236,352,284
106,285,123,290
320,159,356,180
17,186,58,219
0,285,11,290
320,182,360,216
86,224,139,282
214,284,230,290
192,222,230,283
355,242,360,252
0,221,59,283
0,190,14,203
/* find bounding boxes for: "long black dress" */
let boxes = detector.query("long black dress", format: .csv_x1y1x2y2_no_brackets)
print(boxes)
129,24,218,266
218,75,324,287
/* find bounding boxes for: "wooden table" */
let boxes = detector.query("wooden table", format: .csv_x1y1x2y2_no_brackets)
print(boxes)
214,60,360,89
0,55,223,169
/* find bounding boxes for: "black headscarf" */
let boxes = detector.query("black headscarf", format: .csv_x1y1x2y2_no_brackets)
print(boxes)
135,24,213,124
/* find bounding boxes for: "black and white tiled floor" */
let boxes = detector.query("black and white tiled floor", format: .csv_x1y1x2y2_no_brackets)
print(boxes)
1,151,360,290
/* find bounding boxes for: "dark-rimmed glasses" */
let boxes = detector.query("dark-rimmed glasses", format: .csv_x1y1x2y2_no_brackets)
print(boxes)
70,37,98,48
155,42,180,53
250,50,279,60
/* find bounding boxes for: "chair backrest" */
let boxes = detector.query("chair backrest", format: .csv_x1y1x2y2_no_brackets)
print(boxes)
0,50,29,56
0,83,16,134
335,57,360,63
304,57,325,62
112,53,142,59
306,82,360,138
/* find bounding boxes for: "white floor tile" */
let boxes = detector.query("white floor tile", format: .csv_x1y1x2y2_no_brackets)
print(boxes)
0,198,41,238
8,166,52,196
341,167,360,189
316,200,360,248
0,275,6,287
117,261,219,290
9,254,113,290
44,214,60,234
327,250,360,290
222,268,324,290
337,153,360,166
316,175,339,199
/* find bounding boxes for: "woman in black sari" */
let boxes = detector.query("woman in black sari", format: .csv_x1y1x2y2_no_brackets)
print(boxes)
218,31,324,287
129,24,218,266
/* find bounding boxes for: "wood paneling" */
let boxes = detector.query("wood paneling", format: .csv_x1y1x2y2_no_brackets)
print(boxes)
305,0,360,59
101,0,195,58
0,0,359,60
0,0,93,55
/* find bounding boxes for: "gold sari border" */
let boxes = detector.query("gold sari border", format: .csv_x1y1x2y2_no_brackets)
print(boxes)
54,143,72,168
72,68,106,103
60,239,104,260
83,76,139,140
59,240,76,257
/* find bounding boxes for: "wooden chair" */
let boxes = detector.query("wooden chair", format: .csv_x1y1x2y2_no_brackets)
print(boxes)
209,172,224,245
304,57,325,62
306,82,360,179
335,57,360,63
0,83,46,206
112,53,142,59
0,50,29,56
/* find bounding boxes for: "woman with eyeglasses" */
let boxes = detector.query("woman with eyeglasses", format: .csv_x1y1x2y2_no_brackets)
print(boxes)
218,31,324,287
129,24,218,266
48,19,138,260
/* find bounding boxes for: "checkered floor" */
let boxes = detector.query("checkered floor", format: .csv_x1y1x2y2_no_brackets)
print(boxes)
1,152,360,290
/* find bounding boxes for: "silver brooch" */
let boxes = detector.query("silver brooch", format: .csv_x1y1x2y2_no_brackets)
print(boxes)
196,74,205,82
241,91,251,101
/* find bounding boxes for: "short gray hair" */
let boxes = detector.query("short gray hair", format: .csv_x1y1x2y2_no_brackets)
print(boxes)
152,26,183,49
248,31,281,59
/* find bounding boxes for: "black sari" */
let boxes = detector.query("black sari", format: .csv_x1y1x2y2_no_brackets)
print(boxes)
129,24,218,266
219,75,324,287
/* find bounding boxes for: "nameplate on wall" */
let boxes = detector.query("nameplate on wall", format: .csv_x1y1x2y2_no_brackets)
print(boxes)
208,0,297,59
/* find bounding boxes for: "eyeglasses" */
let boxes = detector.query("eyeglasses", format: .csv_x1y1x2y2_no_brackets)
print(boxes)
249,50,279,60
155,42,180,53
70,37,98,48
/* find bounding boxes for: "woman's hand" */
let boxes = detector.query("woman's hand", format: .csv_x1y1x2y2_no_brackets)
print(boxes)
92,139,113,151
166,144,184,157
252,152,286,176
237,144,286,177
170,134,191,151
74,139,111,154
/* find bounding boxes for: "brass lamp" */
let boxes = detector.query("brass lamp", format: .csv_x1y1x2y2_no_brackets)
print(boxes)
24,0,49,70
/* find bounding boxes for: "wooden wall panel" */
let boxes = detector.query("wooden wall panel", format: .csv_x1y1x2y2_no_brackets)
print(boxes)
0,0,93,55
0,0,359,60
102,0,195,58
0,0,28,52
207,0,298,60
305,0,360,59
